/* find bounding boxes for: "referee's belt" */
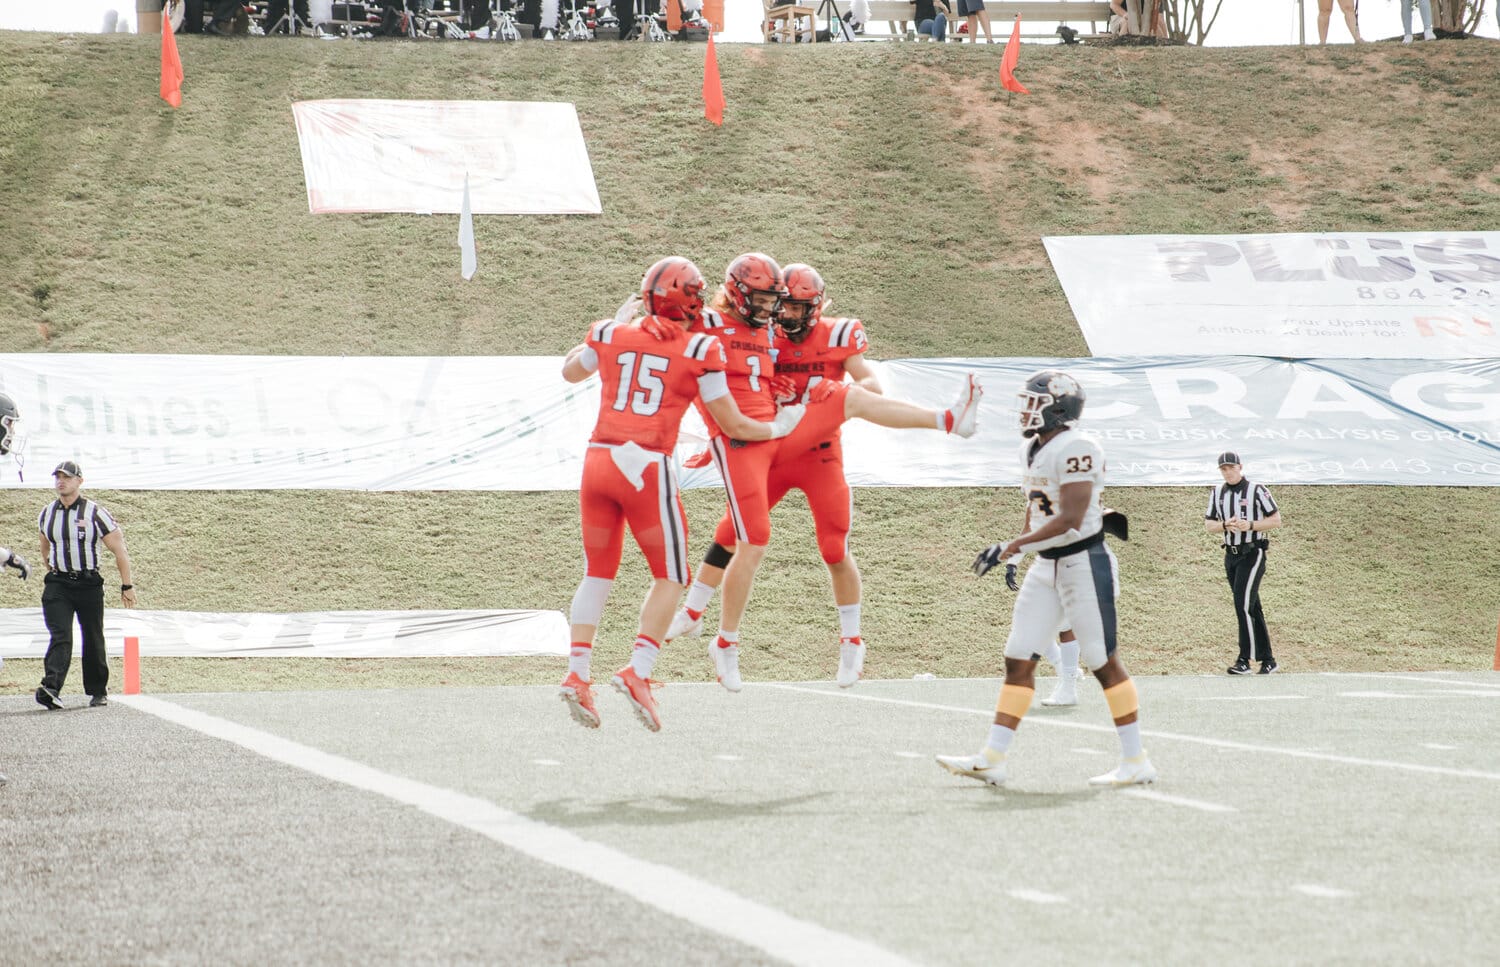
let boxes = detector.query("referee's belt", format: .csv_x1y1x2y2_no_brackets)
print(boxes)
1223,541,1269,555
49,569,101,580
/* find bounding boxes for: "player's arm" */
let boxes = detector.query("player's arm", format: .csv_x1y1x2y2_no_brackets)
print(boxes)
843,353,882,395
562,343,597,383
1003,481,1092,556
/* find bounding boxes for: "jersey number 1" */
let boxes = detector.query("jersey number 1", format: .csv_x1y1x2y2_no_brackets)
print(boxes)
612,352,669,416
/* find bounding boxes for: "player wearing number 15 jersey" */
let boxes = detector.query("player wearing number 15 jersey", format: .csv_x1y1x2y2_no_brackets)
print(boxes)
937,370,1156,789
558,256,804,734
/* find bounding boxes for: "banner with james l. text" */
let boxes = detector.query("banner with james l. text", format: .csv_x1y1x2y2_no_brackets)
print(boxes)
0,608,568,658
1043,232,1500,359
291,99,602,214
1,354,1497,488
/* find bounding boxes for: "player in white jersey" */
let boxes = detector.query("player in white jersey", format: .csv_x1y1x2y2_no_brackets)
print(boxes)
936,371,1155,787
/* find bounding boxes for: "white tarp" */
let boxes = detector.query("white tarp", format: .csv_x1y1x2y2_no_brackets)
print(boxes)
1,354,1498,488
1044,232,1500,359
290,99,602,214
0,608,567,658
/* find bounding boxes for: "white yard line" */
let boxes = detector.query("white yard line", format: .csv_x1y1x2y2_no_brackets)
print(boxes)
1192,695,1305,701
1121,788,1236,813
763,683,1500,783
1008,889,1067,904
1321,672,1500,690
118,695,918,967
1292,884,1355,899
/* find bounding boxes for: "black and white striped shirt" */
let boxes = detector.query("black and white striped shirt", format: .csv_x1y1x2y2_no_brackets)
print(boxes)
39,498,118,573
1205,479,1278,548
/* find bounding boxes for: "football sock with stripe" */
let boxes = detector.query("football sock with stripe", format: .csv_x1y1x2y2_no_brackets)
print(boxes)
568,641,592,677
837,603,861,640
629,635,661,678
683,580,715,618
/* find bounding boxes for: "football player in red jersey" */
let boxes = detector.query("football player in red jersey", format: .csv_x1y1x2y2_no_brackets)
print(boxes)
687,256,984,693
559,257,804,732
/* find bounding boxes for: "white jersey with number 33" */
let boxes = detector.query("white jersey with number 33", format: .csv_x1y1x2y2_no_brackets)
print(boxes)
1018,429,1105,552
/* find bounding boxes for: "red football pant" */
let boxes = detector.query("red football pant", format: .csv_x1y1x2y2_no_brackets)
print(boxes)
579,445,690,583
713,437,852,564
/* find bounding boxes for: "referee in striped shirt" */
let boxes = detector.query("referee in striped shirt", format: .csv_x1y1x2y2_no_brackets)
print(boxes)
1203,452,1282,675
34,461,137,710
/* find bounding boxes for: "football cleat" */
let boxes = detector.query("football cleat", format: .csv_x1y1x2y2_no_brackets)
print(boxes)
710,639,743,692
1041,674,1078,707
666,607,704,642
611,666,662,732
559,672,600,729
836,638,866,688
1088,754,1157,786
949,374,983,438
936,748,1007,786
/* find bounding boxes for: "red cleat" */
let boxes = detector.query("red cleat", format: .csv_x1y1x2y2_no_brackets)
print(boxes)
559,672,600,729
611,665,662,732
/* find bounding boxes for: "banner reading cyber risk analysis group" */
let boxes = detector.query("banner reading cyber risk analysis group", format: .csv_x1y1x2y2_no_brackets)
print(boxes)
0,608,567,659
1044,232,1500,359
0,354,1497,487
291,99,602,214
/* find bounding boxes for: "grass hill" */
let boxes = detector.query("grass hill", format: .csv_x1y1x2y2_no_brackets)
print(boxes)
1,31,1497,691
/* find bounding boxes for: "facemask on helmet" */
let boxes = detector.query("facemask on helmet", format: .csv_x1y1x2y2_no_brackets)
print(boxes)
777,263,825,342
1017,370,1085,438
724,252,788,329
641,256,706,325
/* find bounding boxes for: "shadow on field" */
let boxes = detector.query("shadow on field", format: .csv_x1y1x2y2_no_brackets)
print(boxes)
943,787,1101,811
527,793,828,827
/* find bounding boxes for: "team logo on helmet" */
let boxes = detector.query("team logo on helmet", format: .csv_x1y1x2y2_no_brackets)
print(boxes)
724,253,788,329
777,263,825,342
1017,370,1086,438
640,256,706,326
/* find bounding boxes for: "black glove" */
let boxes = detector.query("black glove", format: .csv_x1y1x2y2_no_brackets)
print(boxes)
1102,509,1129,541
1004,563,1019,592
973,544,1005,578
4,552,29,581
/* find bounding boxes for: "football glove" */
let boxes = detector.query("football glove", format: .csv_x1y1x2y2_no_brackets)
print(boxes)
3,551,29,581
683,449,714,469
1004,563,1019,592
973,544,1006,578
638,313,683,342
768,374,798,404
808,379,840,404
1102,509,1129,541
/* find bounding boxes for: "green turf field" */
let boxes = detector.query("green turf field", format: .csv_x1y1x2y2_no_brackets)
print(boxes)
1,32,1497,692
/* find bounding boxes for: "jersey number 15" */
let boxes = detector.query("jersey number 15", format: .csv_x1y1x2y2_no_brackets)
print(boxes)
612,352,669,416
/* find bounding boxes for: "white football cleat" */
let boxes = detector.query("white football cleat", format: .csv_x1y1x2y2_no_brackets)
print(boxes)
1089,754,1157,787
666,607,704,642
709,640,743,692
936,748,1007,786
948,374,983,438
1041,675,1078,707
835,639,866,688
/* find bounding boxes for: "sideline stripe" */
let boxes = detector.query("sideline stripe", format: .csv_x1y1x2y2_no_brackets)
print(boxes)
118,695,917,967
1008,889,1066,904
1121,788,1236,813
1292,884,1354,899
1322,673,1500,690
1192,695,1305,702
762,684,1500,783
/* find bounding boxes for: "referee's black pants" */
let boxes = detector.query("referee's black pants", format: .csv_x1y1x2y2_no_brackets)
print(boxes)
41,572,109,698
1224,544,1272,663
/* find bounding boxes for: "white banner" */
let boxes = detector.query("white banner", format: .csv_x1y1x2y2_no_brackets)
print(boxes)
2,354,1498,488
1044,232,1500,359
0,608,567,659
291,99,602,215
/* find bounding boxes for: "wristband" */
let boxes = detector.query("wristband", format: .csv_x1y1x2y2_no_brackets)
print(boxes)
121,584,134,592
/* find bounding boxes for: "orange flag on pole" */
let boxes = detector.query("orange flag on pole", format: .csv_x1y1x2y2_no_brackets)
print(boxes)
702,32,725,126
160,9,183,108
999,14,1029,95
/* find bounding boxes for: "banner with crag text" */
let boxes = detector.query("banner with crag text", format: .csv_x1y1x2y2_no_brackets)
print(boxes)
1044,232,1500,359
0,354,1497,488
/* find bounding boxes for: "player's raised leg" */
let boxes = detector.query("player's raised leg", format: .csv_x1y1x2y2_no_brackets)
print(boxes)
841,377,983,438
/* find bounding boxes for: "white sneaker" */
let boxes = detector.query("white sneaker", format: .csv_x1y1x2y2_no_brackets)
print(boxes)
936,748,1007,786
710,640,743,692
1423,28,1436,40
1402,33,1413,44
666,608,703,642
1041,676,1077,707
836,638,865,688
948,374,983,438
1089,754,1157,786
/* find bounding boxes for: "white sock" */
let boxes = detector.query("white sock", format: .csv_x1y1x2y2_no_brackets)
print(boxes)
837,603,861,640
629,635,660,678
934,409,949,431
684,580,715,615
716,628,739,647
568,642,591,678
1117,722,1143,760
1058,639,1080,677
986,724,1015,755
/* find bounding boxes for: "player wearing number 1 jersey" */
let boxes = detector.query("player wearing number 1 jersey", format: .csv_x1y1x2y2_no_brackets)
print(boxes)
685,256,985,694
937,371,1155,788
558,257,804,733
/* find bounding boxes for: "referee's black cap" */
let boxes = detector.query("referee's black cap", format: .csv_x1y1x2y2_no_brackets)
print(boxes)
1216,451,1241,467
52,460,83,478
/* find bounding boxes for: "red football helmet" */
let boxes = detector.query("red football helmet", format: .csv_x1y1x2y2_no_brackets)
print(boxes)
724,252,788,328
777,263,825,342
640,256,706,325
